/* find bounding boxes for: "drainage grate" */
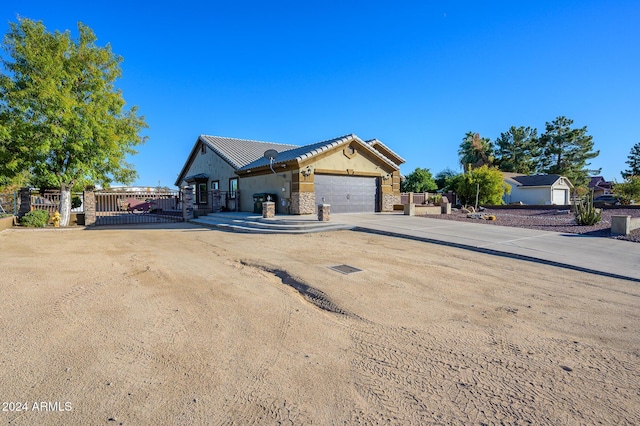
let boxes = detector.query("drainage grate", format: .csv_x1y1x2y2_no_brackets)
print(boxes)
328,264,363,275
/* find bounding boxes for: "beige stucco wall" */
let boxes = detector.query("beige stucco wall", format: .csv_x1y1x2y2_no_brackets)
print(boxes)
239,171,292,214
310,147,393,176
178,146,236,191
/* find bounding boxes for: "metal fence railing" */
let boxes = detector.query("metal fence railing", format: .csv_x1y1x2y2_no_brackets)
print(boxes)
0,192,17,215
30,191,84,214
94,190,182,225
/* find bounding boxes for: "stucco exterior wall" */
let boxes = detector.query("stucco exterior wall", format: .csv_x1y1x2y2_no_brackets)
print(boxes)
506,182,572,205
178,146,236,190
238,171,292,214
310,146,392,175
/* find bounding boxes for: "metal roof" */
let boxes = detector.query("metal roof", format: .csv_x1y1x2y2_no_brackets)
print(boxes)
199,135,298,169
235,134,401,172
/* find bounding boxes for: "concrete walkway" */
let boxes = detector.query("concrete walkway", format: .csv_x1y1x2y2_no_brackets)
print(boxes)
329,212,640,282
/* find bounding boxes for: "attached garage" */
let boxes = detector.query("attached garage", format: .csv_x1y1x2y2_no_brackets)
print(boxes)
176,134,404,215
314,174,378,213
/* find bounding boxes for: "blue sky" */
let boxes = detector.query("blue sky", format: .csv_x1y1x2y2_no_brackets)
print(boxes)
2,1,639,188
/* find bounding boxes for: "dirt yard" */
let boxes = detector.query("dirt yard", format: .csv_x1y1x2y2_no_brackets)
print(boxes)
1,223,639,425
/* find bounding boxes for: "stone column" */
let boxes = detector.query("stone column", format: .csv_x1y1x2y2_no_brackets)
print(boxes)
83,190,96,226
182,186,194,221
262,201,275,218
318,204,330,221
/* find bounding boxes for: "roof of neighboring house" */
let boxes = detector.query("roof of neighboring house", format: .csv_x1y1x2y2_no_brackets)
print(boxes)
588,176,612,190
503,172,573,188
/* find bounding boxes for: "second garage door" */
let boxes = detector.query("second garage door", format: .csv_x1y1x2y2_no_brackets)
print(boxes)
314,175,378,213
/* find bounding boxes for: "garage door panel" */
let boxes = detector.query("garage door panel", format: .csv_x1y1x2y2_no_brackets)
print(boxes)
552,189,567,205
314,175,377,213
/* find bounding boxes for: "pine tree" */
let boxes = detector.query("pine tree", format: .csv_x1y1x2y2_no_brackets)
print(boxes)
538,116,599,188
494,126,540,174
622,142,640,179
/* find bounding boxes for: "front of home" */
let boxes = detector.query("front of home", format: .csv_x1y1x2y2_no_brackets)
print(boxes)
175,134,404,214
588,176,613,198
503,173,574,205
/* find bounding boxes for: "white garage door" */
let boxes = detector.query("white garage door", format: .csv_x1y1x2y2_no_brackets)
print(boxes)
552,189,568,205
314,175,378,213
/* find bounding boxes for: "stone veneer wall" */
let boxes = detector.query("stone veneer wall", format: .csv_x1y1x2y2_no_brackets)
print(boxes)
290,191,315,215
382,193,400,212
83,191,96,226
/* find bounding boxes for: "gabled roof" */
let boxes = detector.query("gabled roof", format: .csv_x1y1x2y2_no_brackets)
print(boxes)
238,134,401,172
176,133,402,185
503,172,573,188
366,139,406,166
588,176,612,190
200,135,297,169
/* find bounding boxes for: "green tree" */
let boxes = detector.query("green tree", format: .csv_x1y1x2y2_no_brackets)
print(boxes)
401,167,437,192
613,175,640,204
538,116,599,188
458,132,493,169
493,126,540,174
622,142,640,179
0,18,147,225
450,165,510,206
434,167,457,190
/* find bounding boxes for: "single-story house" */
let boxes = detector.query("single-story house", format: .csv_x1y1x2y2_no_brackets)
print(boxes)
175,134,404,214
502,173,574,205
588,176,613,198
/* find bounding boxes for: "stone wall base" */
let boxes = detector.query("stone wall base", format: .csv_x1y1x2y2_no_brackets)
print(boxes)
291,192,315,215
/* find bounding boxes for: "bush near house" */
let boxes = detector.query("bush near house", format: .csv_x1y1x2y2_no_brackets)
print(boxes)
613,175,640,204
451,165,510,206
20,209,50,227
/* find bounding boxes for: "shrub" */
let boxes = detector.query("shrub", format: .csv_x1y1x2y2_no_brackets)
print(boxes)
613,175,640,204
71,195,82,209
574,191,601,226
20,209,50,227
450,165,511,207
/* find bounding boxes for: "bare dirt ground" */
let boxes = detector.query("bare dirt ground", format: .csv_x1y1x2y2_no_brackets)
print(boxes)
1,223,639,425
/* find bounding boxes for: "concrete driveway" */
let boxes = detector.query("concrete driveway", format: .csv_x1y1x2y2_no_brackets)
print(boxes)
331,212,640,282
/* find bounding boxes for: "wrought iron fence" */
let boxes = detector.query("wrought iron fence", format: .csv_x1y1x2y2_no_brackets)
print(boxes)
30,191,84,214
0,192,17,215
95,190,182,225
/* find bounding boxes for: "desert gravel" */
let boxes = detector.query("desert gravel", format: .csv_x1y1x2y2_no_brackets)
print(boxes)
423,207,640,243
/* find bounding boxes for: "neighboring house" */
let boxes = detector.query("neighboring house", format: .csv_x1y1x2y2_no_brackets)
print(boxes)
503,173,574,205
587,176,613,197
175,134,404,214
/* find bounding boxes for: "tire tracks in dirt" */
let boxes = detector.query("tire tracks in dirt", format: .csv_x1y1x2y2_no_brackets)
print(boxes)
214,259,310,426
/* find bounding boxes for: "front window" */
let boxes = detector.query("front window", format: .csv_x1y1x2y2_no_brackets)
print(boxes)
229,178,238,199
211,180,219,190
197,182,207,204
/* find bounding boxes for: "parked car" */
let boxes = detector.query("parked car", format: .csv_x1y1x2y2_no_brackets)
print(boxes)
593,195,623,205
